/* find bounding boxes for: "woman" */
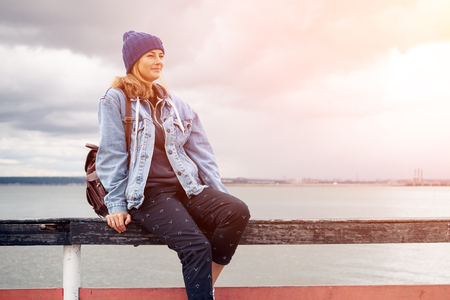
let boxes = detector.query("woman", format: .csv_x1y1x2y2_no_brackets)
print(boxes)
96,30,250,300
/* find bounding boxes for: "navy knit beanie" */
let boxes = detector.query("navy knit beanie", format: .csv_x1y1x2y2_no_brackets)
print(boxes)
122,30,165,73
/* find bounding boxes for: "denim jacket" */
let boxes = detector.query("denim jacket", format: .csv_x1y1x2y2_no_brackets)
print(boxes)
96,87,228,214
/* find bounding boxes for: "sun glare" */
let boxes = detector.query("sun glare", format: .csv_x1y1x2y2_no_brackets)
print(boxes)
386,42,450,106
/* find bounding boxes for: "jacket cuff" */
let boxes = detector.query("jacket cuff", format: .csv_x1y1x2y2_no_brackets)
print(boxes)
107,203,129,215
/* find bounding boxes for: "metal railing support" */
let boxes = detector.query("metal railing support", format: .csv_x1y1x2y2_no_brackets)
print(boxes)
63,244,81,300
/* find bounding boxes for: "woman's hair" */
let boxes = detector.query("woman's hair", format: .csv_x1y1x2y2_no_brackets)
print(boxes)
111,61,168,99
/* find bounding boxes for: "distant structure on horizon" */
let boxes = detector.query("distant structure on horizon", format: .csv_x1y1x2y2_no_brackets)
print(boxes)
413,168,424,185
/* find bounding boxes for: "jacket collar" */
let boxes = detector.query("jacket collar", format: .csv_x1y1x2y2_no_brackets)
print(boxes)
153,83,169,101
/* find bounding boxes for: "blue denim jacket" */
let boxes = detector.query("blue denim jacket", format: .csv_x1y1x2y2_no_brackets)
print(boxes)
96,88,228,214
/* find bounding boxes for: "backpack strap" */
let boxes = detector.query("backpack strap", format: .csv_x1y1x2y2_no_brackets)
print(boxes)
123,94,132,167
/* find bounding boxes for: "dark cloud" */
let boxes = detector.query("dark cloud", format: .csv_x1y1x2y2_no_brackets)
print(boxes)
0,74,100,135
0,106,97,135
0,0,212,66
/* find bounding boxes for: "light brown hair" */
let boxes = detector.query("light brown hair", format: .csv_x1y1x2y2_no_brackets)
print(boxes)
111,61,156,99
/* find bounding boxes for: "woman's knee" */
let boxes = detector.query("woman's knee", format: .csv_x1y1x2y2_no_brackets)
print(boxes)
238,200,250,218
228,198,250,221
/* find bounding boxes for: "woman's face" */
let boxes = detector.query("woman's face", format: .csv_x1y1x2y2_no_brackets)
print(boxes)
137,49,164,82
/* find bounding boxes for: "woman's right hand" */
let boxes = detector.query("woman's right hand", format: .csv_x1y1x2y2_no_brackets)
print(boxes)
107,212,132,233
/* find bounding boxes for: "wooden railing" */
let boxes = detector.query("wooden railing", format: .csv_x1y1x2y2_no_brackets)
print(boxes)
1,218,450,300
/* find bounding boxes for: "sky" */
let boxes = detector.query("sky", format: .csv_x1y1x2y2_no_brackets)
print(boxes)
0,0,450,181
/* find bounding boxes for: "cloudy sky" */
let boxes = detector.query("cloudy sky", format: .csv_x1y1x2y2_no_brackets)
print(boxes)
0,0,449,181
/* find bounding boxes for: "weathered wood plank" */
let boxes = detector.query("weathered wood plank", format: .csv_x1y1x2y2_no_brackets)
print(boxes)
0,220,70,245
241,219,450,244
1,218,450,246
70,219,165,245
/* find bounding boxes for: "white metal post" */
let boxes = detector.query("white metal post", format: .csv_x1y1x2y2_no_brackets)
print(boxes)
63,244,81,300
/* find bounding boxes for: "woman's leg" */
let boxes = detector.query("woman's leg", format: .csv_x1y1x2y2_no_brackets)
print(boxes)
131,187,214,300
212,262,225,285
180,187,250,284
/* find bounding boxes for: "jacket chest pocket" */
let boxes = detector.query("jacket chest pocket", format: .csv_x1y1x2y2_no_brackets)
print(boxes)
174,118,192,146
130,116,152,153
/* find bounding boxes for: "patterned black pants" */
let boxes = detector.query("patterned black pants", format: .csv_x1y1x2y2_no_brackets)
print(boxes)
130,186,250,300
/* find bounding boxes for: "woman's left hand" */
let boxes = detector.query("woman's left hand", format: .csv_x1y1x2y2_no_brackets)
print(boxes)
107,212,132,233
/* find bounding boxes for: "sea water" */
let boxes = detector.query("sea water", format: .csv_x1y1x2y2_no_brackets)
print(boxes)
1,184,450,288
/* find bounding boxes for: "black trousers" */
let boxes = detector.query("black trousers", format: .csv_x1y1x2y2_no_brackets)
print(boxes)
130,186,250,300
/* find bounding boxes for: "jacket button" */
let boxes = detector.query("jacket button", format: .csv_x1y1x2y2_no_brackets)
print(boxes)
163,118,167,122
177,171,181,175
166,129,170,133
168,150,173,155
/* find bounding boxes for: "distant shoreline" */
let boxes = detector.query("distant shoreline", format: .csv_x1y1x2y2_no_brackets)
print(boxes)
224,182,450,187
1,179,449,187
0,177,85,185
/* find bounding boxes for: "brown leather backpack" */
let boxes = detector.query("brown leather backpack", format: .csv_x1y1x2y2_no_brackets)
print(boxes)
84,94,132,217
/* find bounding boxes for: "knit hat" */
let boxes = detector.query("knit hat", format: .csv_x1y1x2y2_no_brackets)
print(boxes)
122,30,165,73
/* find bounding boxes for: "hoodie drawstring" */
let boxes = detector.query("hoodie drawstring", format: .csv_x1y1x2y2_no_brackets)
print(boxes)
167,97,185,135
130,94,184,169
